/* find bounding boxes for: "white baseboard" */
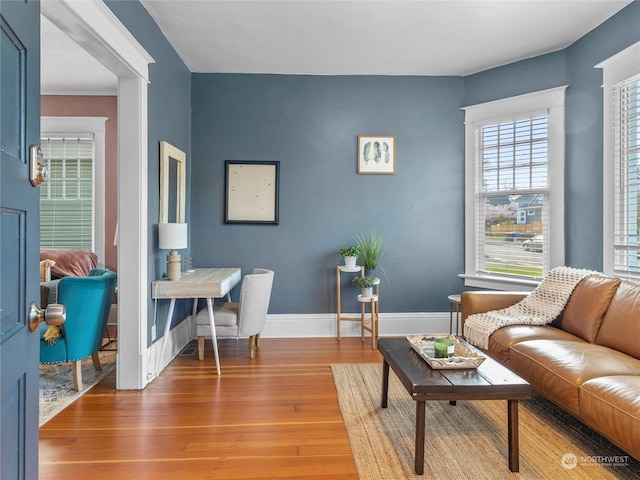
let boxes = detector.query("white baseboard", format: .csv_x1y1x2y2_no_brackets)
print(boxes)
144,311,458,387
261,312,456,338
145,316,194,382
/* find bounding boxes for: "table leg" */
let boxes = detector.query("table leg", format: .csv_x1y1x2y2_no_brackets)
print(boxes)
415,400,426,475
381,360,389,408
507,399,520,472
371,298,378,350
157,298,176,375
190,298,198,340
360,301,365,343
206,298,221,376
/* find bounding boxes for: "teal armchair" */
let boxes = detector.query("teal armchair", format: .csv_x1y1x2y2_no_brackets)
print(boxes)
39,268,117,391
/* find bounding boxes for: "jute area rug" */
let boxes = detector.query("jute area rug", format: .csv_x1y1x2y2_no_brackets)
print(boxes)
39,347,116,427
332,363,640,480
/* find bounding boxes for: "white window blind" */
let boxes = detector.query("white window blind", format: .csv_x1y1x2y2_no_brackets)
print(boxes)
40,137,95,250
475,116,549,279
463,87,565,290
612,74,640,278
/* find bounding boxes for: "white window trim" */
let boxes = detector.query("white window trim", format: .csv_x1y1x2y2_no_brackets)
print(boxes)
597,41,640,280
41,116,108,266
461,86,567,291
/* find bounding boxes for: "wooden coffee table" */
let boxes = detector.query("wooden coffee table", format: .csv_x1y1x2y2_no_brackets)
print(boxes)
378,337,531,475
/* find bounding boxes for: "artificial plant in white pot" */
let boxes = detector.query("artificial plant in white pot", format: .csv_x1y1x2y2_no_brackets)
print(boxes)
352,275,377,297
355,232,383,276
339,245,361,269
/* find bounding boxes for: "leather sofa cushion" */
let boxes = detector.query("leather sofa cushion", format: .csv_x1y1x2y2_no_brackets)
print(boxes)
488,325,584,366
553,275,621,342
509,340,640,415
580,376,640,460
596,281,640,359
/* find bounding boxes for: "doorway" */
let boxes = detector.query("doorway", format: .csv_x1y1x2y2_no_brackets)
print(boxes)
41,0,154,389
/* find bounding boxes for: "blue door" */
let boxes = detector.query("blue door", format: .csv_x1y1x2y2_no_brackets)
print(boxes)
1,1,41,478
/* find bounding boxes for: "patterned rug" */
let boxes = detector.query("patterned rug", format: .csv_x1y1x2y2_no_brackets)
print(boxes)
39,348,116,426
332,363,640,480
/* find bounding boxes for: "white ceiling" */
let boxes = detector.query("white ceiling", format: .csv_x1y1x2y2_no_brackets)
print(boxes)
41,0,632,95
41,14,117,95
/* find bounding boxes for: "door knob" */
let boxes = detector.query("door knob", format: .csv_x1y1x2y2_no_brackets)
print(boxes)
28,302,66,333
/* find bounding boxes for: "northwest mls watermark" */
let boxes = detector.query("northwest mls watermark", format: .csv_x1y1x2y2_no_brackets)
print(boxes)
561,452,631,469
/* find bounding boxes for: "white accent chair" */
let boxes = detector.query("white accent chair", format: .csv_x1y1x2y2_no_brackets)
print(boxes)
195,268,274,360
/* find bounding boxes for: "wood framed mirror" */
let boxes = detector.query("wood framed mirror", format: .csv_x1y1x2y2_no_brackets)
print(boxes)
160,141,186,223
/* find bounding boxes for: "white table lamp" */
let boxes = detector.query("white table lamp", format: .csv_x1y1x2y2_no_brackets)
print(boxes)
159,223,188,280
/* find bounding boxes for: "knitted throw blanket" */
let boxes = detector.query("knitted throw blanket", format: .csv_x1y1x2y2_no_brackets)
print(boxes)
463,266,598,349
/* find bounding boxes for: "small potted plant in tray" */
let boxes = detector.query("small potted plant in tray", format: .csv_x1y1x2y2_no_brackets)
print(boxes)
339,245,361,270
352,275,377,297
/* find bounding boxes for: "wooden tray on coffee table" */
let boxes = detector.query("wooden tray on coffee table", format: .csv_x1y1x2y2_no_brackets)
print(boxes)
406,335,486,369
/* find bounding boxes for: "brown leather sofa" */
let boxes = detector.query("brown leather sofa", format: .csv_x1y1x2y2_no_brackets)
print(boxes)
461,274,640,461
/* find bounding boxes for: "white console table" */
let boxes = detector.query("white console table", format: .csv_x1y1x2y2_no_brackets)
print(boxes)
152,267,241,375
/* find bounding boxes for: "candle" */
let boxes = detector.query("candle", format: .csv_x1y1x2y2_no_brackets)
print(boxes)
434,338,455,358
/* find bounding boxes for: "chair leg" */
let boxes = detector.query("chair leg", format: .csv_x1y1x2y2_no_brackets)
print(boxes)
248,335,256,359
92,351,102,371
197,335,205,361
72,360,83,392
255,333,261,348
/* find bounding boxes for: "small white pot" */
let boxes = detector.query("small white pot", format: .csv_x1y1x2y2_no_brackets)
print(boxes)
361,287,373,298
344,256,357,269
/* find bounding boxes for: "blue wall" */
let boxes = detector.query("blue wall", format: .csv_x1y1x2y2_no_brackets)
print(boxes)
464,1,640,272
105,1,192,340
190,1,640,316
564,2,640,269
191,75,466,313
106,0,640,328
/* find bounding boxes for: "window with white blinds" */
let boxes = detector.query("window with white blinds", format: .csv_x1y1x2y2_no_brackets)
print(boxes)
600,42,640,282
463,87,565,290
476,116,549,279
612,74,640,279
40,137,95,251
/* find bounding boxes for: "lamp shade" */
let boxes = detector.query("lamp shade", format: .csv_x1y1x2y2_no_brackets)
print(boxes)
158,223,188,250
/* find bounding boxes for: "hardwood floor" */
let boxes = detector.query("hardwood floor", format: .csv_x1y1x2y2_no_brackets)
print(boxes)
39,337,382,479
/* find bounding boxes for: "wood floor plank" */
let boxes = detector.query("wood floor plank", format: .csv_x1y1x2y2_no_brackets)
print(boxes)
39,337,380,479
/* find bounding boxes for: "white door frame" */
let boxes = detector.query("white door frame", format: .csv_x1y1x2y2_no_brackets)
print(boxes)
41,0,155,389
